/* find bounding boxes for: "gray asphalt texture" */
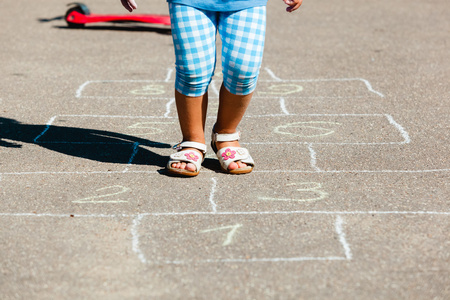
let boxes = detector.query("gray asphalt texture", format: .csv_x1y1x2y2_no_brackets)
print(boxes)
1,0,449,299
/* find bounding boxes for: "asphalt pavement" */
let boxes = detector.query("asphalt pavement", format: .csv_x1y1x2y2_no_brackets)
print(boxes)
1,0,449,299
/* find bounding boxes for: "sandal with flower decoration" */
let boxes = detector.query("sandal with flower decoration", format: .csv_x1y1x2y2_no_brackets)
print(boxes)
211,129,254,175
166,141,207,177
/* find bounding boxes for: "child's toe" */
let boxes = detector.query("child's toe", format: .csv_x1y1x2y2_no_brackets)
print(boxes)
186,163,196,172
237,161,247,168
228,161,239,170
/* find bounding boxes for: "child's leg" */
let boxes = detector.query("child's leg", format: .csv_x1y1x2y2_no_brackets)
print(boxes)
215,6,266,170
171,90,208,171
214,85,253,170
168,4,218,171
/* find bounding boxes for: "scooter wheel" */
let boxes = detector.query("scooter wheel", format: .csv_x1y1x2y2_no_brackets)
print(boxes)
65,3,91,28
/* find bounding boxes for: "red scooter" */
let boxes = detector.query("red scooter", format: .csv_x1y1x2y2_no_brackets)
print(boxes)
65,2,171,28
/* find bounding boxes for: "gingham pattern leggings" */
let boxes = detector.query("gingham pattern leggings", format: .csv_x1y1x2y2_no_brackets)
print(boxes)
169,3,266,96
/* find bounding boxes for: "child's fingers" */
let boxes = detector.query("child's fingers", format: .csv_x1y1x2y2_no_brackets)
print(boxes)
120,0,132,12
283,0,303,13
128,0,138,10
120,0,137,12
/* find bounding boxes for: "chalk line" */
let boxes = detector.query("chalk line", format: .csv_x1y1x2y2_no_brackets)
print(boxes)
78,79,169,84
128,142,140,165
2,168,450,177
131,214,147,264
246,113,385,117
58,114,174,119
164,98,175,118
264,68,282,81
33,116,57,143
122,142,140,173
2,210,449,218
210,81,220,97
209,178,218,213
164,68,174,82
0,213,126,218
357,78,385,98
41,112,395,120
279,97,290,115
246,141,409,145
138,210,450,217
151,256,348,265
76,81,92,98
385,114,411,144
253,169,450,174
335,216,352,260
307,143,321,172
79,96,172,100
32,141,164,145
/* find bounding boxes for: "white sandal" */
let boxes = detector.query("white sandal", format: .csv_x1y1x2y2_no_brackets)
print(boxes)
166,141,207,177
211,130,254,174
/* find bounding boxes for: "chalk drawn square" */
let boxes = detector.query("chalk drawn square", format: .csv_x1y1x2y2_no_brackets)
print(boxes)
213,173,330,213
253,79,384,99
77,80,174,99
212,173,450,213
34,115,177,146
243,114,409,145
0,173,214,215
137,214,349,264
315,144,449,172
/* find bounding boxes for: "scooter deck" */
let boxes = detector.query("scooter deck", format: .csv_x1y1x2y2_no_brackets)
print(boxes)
65,3,171,28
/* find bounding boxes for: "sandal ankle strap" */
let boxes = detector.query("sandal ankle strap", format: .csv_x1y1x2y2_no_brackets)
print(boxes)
174,141,207,154
212,131,241,142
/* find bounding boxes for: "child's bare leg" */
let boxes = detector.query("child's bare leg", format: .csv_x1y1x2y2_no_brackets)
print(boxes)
172,89,208,172
214,84,252,170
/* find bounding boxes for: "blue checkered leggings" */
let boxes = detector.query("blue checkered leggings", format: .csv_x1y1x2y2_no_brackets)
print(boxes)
169,3,266,96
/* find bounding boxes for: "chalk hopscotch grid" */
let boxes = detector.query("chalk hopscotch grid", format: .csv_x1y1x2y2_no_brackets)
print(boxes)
2,68,448,264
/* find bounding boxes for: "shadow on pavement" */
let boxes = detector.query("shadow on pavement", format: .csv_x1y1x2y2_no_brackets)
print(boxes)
0,117,171,168
38,16,171,34
56,25,171,34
